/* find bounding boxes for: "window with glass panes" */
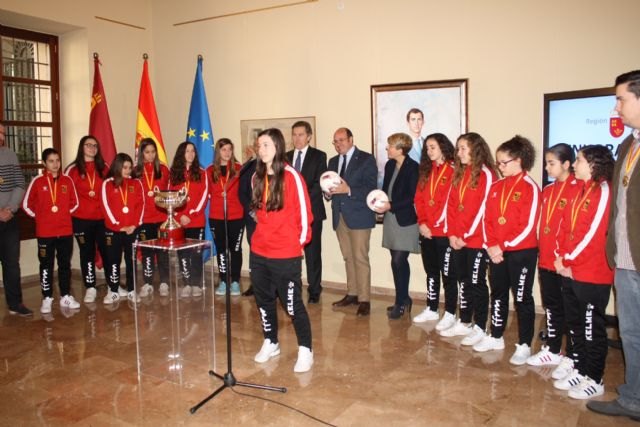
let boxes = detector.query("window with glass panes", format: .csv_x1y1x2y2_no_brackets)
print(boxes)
0,25,60,240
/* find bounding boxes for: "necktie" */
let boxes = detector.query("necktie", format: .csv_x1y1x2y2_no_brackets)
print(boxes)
295,150,302,172
339,154,347,177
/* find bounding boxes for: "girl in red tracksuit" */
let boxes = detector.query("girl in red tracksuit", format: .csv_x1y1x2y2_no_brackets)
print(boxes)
477,136,541,364
553,145,614,400
23,148,80,314
441,132,496,342
250,128,314,373
527,143,580,378
207,138,244,296
133,138,170,298
101,153,145,305
64,135,109,304
169,141,209,298
413,133,458,330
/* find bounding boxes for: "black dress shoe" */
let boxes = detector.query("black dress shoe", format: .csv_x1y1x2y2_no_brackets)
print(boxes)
587,400,640,421
308,294,320,304
332,295,358,307
242,286,254,296
356,302,370,316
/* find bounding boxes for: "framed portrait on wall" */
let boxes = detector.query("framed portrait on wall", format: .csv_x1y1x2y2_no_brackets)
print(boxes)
240,116,316,162
371,79,468,186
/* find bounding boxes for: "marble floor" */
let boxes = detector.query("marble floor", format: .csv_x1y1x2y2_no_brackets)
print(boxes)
0,275,635,427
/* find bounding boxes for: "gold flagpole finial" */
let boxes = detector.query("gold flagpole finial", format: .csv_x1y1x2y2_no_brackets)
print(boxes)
143,53,149,60
93,52,99,59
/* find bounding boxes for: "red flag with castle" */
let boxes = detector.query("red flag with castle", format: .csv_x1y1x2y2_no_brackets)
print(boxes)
89,53,117,163
135,55,167,164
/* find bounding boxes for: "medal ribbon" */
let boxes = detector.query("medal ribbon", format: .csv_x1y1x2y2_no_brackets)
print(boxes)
458,167,471,205
499,173,524,219
544,179,568,229
624,142,640,178
86,168,96,194
263,174,270,204
46,174,58,207
569,183,595,236
219,163,230,193
118,179,129,209
144,163,154,192
429,163,448,201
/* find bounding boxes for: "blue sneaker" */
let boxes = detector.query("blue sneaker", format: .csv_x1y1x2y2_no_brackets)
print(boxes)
215,282,227,296
230,281,241,296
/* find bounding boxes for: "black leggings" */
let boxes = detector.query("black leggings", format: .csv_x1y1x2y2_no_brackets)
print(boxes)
390,249,411,305
458,247,489,330
180,227,205,287
137,222,169,285
419,236,458,314
37,236,73,298
72,217,107,289
209,218,244,283
104,230,136,292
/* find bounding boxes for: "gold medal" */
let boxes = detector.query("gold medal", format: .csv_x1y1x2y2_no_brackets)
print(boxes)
122,206,129,214
543,226,550,234
498,216,507,225
428,199,435,206
623,175,629,187
458,204,464,212
147,190,154,197
51,205,58,213
88,190,95,197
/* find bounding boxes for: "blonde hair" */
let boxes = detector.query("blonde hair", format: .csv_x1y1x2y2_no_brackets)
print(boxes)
387,132,413,155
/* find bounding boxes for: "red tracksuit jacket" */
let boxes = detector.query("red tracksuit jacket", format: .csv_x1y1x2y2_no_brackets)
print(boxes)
538,175,581,271
22,172,79,237
140,162,170,224
556,179,613,285
64,161,109,220
414,161,454,238
101,177,145,232
169,166,209,229
445,165,495,249
251,166,313,259
484,172,541,252
207,163,244,220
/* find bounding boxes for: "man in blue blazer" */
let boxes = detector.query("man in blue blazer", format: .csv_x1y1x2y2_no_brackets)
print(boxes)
286,121,328,304
326,127,377,316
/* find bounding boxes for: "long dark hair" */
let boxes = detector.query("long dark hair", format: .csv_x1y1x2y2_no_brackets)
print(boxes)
251,128,287,212
418,133,455,189
211,138,238,182
452,132,496,188
579,145,614,183
170,141,201,184
108,153,133,187
546,143,575,173
134,138,162,179
67,135,107,177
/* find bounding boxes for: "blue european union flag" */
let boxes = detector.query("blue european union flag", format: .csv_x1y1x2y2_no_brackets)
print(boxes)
186,55,215,259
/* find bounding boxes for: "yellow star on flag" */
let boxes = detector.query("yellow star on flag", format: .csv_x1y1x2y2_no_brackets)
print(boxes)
200,130,210,141
187,128,196,138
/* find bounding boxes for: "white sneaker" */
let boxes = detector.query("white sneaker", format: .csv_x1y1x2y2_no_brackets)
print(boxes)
509,343,531,365
84,287,97,303
40,297,53,314
139,284,153,298
103,290,120,305
526,345,563,366
553,368,584,390
293,346,314,373
473,336,505,352
254,339,281,363
439,319,472,337
59,294,80,309
127,291,140,304
568,376,604,400
159,283,169,297
435,312,456,331
413,307,439,323
181,285,192,298
461,325,485,346
551,356,574,380
191,285,203,297
117,287,128,297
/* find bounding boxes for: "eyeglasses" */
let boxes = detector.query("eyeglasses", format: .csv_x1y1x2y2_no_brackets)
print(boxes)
497,159,515,167
84,143,98,149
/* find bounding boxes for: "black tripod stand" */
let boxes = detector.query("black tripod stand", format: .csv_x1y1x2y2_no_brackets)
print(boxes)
190,173,286,414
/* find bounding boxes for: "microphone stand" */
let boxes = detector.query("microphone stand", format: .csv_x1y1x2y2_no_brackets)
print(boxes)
190,169,286,414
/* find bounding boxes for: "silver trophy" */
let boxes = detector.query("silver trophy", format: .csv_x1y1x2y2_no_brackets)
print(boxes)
155,187,188,245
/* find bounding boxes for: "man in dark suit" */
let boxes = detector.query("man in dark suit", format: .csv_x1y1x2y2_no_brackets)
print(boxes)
327,127,377,316
286,121,327,304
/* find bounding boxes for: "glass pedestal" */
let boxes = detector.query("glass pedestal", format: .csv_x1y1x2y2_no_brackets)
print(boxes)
133,238,215,386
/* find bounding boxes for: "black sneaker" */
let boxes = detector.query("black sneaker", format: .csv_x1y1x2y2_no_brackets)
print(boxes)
9,304,34,317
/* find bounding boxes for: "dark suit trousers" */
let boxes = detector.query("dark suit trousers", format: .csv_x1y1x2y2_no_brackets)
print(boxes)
304,219,323,297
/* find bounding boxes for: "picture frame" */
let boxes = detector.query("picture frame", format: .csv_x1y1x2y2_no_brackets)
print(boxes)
240,116,316,162
371,79,468,186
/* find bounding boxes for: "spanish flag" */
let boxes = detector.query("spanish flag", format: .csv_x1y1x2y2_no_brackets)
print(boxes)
135,57,167,164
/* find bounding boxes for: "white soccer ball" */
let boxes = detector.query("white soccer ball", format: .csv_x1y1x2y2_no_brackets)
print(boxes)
366,189,389,211
320,171,342,193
